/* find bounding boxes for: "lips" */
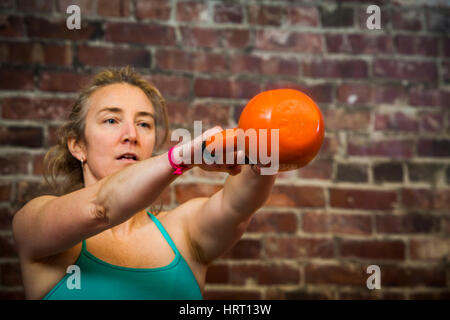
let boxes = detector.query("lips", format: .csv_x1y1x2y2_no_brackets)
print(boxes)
117,153,138,161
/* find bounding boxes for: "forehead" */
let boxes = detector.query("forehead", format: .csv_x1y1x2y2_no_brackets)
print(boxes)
86,83,155,117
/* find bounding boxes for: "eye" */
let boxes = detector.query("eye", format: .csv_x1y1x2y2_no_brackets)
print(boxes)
139,122,153,129
104,118,117,124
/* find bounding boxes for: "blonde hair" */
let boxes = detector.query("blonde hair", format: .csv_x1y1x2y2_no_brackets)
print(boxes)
43,66,169,214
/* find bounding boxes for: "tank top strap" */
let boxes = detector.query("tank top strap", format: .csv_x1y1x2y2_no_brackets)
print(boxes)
146,211,180,256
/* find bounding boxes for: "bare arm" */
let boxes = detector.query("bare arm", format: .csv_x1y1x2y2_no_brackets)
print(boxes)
187,165,277,264
12,152,177,260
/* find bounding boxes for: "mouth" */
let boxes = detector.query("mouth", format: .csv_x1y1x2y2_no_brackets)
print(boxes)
116,153,138,162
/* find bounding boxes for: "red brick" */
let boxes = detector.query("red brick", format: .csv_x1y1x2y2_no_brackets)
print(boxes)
0,182,12,201
1,42,72,66
15,180,55,205
376,214,439,234
174,183,222,203
0,154,29,175
255,31,323,53
382,265,446,287
25,17,100,40
298,158,333,180
326,34,393,54
320,135,340,158
221,239,261,260
408,86,443,107
303,212,372,236
374,59,438,82
0,126,44,148
156,49,227,73
213,4,243,23
330,188,397,210
417,139,450,157
194,78,261,99
0,16,25,38
401,188,433,211
394,35,439,56
287,7,319,27
410,291,450,300
221,29,250,49
203,289,261,300
166,102,228,130
230,54,299,76
97,0,130,17
420,113,444,133
176,1,208,22
0,262,23,287
205,264,229,284
265,236,334,259
266,288,333,300
2,98,72,120
32,154,45,175
410,238,450,261
247,5,285,26
337,83,372,105
267,185,325,208
305,263,367,286
0,234,17,258
105,23,176,45
39,71,90,92
432,189,450,211
0,207,13,230
247,211,297,233
374,112,419,132
304,60,368,78
0,68,34,90
135,0,171,20
391,9,423,31
230,264,300,285
323,109,371,131
57,0,96,15
372,84,405,104
340,239,405,260
347,138,413,159
180,27,220,48
17,0,52,13
77,45,150,68
144,74,191,99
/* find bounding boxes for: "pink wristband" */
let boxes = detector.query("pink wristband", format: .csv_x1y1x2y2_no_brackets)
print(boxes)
168,146,190,175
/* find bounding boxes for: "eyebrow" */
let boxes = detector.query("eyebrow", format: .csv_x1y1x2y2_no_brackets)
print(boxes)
97,107,155,119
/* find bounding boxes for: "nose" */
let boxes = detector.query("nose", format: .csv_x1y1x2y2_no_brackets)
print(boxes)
122,121,138,144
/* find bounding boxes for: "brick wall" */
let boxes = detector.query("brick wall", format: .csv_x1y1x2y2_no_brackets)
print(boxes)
0,0,449,300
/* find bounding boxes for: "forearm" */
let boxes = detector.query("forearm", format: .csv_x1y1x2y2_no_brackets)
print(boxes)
222,165,277,221
95,152,176,226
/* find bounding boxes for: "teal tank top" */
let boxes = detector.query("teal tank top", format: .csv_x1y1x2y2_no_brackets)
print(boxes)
42,211,203,300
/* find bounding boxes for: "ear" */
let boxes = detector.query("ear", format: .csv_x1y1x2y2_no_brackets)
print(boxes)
67,136,86,162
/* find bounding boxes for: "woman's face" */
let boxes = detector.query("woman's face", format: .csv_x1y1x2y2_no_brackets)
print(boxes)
80,83,156,183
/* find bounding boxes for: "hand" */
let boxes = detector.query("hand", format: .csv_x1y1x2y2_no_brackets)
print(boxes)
171,126,244,176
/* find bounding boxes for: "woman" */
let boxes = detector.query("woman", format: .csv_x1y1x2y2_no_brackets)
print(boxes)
12,66,277,300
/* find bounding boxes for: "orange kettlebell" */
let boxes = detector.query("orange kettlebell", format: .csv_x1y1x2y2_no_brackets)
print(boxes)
202,89,325,171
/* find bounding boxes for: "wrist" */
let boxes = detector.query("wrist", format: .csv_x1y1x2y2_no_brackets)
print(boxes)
168,145,193,175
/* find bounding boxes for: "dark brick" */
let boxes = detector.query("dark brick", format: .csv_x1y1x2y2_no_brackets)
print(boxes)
320,5,354,27
373,162,403,183
336,163,368,182
0,126,43,148
407,162,444,184
417,139,450,157
376,214,440,234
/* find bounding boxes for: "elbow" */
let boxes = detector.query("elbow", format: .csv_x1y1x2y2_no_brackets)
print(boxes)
89,202,110,227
